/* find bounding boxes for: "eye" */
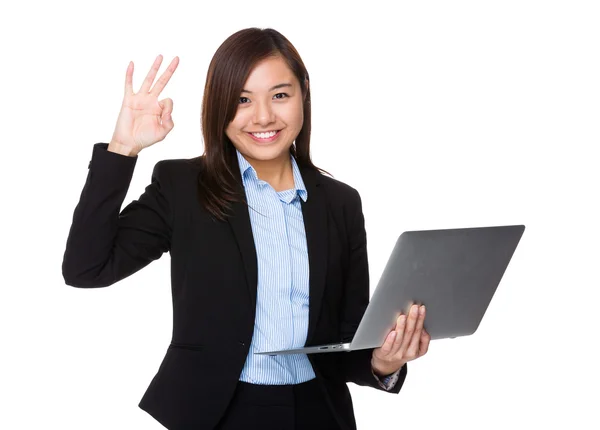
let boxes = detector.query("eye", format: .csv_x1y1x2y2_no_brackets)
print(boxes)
238,93,288,104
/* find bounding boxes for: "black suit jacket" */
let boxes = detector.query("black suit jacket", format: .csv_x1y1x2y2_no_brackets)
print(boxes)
62,143,407,430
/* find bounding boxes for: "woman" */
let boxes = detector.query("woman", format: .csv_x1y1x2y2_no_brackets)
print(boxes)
62,27,430,430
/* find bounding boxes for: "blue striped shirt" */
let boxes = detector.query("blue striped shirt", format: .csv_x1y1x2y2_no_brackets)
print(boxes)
236,149,315,384
235,149,400,389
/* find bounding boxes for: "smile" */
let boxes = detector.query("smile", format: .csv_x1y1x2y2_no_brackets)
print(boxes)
246,130,281,143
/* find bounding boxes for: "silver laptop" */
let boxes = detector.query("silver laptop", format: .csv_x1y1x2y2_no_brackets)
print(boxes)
254,224,525,356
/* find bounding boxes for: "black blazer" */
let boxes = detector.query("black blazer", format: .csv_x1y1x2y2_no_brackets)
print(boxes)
62,143,408,430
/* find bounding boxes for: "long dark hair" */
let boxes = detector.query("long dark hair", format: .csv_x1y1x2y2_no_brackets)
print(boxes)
197,27,330,221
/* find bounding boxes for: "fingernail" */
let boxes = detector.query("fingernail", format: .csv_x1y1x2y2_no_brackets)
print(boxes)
420,305,425,314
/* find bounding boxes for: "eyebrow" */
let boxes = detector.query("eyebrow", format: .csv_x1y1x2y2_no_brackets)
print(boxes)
241,83,293,93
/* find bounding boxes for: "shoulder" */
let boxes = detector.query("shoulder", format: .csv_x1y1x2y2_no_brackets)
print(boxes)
307,169,365,232
151,154,205,180
313,171,367,238
316,171,363,209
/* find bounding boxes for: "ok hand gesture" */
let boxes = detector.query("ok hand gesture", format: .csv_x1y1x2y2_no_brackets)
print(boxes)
110,55,179,156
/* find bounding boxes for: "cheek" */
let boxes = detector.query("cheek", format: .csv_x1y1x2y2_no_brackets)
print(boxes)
224,124,235,142
226,116,246,137
289,104,304,129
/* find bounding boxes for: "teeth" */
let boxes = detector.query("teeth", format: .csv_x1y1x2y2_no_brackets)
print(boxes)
251,130,278,139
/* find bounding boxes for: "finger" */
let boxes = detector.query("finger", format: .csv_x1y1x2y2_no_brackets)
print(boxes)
398,304,420,355
378,330,397,355
419,330,431,356
139,54,164,94
159,115,174,138
406,305,426,359
150,56,180,97
159,98,174,116
160,102,175,135
125,61,134,96
159,98,174,132
389,314,406,356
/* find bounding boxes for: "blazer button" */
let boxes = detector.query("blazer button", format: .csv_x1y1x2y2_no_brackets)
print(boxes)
239,341,245,346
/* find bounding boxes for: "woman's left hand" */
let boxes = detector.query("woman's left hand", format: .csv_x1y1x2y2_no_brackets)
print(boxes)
371,304,431,376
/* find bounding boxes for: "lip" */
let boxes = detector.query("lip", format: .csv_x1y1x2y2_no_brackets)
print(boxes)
246,130,281,143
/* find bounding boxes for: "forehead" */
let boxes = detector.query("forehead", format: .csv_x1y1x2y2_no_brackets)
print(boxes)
243,56,297,90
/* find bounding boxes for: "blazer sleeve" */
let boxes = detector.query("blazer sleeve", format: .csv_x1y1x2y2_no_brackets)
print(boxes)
62,142,172,288
337,188,408,394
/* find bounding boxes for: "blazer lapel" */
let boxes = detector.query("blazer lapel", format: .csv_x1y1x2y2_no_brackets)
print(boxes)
299,166,328,346
227,163,328,347
227,189,259,316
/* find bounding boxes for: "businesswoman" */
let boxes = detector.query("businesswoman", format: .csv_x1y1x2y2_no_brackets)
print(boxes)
62,28,430,430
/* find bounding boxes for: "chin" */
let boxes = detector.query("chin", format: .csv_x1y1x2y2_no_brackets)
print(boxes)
243,142,292,161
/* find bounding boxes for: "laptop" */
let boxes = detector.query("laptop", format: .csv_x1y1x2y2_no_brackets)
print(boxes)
254,224,525,356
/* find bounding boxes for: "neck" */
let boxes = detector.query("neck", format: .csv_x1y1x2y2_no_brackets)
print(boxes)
246,153,295,192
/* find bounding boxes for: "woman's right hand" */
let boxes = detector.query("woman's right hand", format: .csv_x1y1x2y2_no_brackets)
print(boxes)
109,55,180,156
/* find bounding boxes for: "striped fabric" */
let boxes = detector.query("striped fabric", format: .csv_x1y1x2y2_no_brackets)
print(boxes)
235,149,399,390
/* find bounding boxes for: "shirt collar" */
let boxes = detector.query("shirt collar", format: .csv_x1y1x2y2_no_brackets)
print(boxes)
236,149,308,202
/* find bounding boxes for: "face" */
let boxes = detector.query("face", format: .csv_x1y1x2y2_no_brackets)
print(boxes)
225,55,306,166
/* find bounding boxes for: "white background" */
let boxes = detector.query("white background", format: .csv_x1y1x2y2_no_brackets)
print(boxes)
1,0,599,428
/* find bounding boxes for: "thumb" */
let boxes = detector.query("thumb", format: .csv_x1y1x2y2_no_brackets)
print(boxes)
159,98,174,133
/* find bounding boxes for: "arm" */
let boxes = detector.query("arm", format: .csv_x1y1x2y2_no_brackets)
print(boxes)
62,142,172,288
337,188,408,393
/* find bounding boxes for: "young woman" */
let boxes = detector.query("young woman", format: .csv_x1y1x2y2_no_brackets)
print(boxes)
63,27,430,430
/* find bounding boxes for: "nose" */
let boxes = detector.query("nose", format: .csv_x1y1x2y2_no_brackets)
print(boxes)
252,99,275,126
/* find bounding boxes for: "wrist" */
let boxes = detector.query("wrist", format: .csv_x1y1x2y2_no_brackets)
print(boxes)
371,359,404,377
108,140,139,157
373,368,395,378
